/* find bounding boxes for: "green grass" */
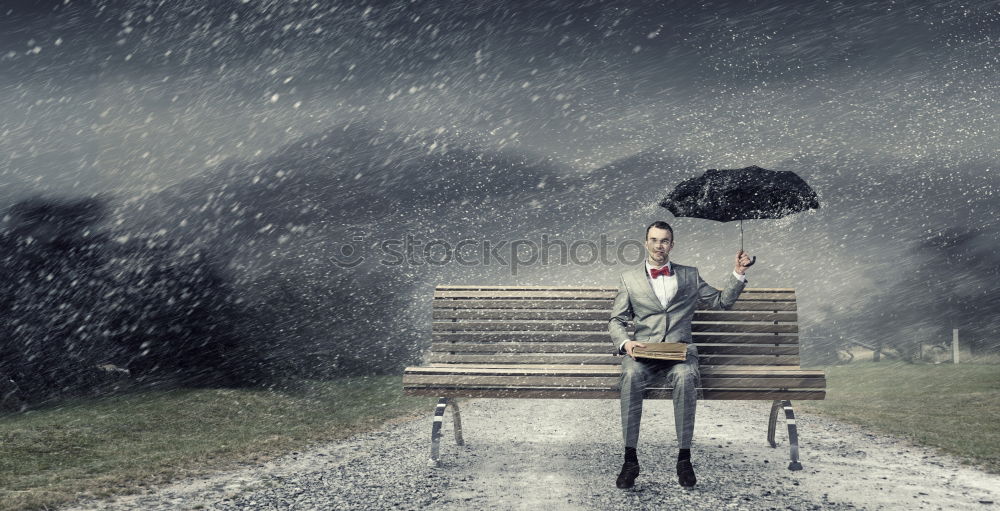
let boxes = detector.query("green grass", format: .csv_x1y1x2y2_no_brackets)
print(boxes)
798,361,1000,474
0,376,435,511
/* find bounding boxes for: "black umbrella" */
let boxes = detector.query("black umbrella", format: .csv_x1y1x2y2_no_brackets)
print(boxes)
659,165,819,265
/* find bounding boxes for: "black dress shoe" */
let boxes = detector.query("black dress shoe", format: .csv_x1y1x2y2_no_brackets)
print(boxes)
616,460,640,489
676,459,697,488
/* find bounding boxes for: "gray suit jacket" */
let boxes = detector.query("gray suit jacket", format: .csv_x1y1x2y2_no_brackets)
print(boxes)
608,263,747,354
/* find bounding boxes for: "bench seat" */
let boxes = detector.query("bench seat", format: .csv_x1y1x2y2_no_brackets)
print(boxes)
405,365,825,399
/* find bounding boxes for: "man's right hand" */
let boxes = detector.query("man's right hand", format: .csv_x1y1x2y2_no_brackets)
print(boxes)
623,341,647,360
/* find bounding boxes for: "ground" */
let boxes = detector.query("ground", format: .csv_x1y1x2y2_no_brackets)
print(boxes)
65,399,1000,510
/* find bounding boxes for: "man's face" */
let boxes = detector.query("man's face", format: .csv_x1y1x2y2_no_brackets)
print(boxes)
645,226,673,265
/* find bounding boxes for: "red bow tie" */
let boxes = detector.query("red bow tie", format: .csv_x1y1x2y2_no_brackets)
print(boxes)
650,265,672,278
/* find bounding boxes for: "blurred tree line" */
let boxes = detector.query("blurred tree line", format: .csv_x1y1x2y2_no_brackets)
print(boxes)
824,226,1000,364
0,195,418,412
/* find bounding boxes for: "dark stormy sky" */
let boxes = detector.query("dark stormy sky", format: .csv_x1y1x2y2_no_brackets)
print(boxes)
1,0,998,358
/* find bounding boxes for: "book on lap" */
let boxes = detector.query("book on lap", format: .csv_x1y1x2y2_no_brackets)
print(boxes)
632,342,688,361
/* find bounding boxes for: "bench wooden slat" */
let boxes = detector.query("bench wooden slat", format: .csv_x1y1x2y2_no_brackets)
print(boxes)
404,375,826,389
431,342,608,354
429,343,801,356
406,365,826,377
406,375,620,387
421,363,824,373
427,353,801,365
680,345,801,355
429,353,621,364
402,387,825,400
408,366,621,376
436,285,796,293
435,291,796,301
433,321,799,334
433,310,798,322
434,299,798,311
432,332,800,344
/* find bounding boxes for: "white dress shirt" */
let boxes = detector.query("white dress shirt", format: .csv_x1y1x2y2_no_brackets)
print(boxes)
618,261,748,353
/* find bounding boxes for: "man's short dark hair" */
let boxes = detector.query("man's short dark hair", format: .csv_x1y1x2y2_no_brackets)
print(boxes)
645,221,674,241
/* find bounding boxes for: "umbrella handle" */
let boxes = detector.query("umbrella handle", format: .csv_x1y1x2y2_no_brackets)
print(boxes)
739,220,755,267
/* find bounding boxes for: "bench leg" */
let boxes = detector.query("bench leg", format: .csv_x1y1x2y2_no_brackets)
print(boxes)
451,398,465,446
767,400,781,447
428,397,448,467
767,399,803,471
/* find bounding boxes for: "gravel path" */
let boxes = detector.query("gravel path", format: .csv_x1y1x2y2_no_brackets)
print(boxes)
65,399,1000,510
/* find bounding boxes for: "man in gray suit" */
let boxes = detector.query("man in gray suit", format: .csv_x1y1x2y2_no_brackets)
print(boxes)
609,220,754,489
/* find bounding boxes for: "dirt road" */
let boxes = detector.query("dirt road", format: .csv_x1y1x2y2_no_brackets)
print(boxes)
66,399,1000,510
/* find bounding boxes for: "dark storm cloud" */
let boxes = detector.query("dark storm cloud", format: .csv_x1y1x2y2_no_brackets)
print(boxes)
2,0,994,196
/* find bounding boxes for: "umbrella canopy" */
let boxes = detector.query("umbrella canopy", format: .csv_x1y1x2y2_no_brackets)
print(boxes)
659,165,820,260
659,165,819,222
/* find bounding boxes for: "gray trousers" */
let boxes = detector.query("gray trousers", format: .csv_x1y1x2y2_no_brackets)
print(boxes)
619,343,701,449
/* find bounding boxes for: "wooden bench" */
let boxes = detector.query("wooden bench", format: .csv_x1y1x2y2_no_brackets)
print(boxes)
402,285,826,470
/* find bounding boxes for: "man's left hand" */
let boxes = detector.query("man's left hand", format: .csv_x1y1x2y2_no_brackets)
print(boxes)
735,250,755,275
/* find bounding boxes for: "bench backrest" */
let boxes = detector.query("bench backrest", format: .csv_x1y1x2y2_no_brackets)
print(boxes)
429,285,800,368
